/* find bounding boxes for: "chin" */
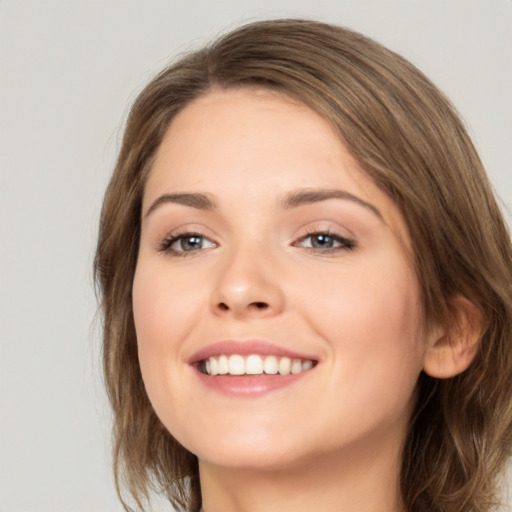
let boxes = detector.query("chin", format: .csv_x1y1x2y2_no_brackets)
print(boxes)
197,443,307,472
178,421,310,471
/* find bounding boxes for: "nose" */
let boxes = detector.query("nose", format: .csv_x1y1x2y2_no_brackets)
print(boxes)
210,245,285,320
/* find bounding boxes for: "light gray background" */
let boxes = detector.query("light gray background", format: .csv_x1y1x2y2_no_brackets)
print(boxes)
1,1,511,511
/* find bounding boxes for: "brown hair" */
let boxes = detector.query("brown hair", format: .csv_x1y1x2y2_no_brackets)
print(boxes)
94,19,512,512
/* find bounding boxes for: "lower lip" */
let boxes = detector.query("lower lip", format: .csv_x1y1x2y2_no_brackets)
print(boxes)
194,369,311,397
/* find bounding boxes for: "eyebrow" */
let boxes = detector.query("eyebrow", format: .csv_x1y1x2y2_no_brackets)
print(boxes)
144,193,216,218
143,188,383,221
282,188,383,220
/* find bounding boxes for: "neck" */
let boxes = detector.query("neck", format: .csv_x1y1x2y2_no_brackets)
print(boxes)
198,435,405,512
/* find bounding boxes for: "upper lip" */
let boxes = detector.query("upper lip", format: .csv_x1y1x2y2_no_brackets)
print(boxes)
188,339,318,365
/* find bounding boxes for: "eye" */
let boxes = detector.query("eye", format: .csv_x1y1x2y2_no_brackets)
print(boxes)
295,231,355,252
159,232,217,255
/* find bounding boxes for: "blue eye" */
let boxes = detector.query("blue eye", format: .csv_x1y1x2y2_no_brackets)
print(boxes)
160,233,216,255
296,232,355,251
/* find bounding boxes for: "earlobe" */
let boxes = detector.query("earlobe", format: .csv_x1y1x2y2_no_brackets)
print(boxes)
423,296,483,379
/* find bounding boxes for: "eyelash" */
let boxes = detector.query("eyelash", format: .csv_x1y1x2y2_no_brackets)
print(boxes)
158,230,216,257
293,228,356,253
158,229,355,257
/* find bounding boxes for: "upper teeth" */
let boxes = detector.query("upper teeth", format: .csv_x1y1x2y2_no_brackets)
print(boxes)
204,354,314,376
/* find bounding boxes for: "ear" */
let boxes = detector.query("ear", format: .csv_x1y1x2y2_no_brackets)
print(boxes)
423,295,483,379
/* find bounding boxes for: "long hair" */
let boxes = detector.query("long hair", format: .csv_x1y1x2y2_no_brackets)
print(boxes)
94,19,512,512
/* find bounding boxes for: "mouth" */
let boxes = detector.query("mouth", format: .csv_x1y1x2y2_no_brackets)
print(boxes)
189,340,319,396
198,354,316,376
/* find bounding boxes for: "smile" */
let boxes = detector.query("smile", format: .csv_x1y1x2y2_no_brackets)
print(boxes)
189,340,319,396
201,354,315,376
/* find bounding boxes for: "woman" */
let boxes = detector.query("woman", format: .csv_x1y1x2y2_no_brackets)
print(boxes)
94,19,512,512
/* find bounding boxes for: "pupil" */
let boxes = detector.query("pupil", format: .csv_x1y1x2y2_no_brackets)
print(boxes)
183,236,202,250
313,234,333,248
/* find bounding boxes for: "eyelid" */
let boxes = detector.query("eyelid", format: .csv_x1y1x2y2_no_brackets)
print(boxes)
293,226,356,252
158,228,218,256
154,222,356,256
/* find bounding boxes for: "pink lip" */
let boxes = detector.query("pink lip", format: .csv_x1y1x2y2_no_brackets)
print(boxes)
194,371,310,397
188,340,318,398
188,339,315,364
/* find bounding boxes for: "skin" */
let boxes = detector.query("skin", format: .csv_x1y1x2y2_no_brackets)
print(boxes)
132,88,464,512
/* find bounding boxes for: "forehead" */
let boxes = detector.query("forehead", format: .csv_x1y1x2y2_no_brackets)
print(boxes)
144,88,409,243
151,88,346,183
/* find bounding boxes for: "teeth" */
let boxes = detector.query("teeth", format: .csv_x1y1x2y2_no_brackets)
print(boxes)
210,356,218,376
203,354,315,376
278,357,291,375
246,354,264,375
291,359,302,374
218,355,229,375
302,359,314,371
263,355,278,375
229,354,245,375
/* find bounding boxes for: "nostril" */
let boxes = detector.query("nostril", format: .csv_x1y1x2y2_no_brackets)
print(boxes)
215,301,270,313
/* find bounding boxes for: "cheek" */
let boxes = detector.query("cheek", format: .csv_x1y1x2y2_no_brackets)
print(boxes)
302,257,426,391
132,264,201,392
131,263,205,434
323,269,425,437
132,267,169,401
132,263,204,349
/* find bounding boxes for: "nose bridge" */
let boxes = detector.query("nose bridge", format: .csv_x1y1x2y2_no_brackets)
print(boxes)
211,237,285,318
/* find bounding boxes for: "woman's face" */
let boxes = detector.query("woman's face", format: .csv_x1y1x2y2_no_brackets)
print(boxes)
133,88,433,471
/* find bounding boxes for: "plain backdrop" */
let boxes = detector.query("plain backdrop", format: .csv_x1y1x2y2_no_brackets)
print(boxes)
1,1,511,511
